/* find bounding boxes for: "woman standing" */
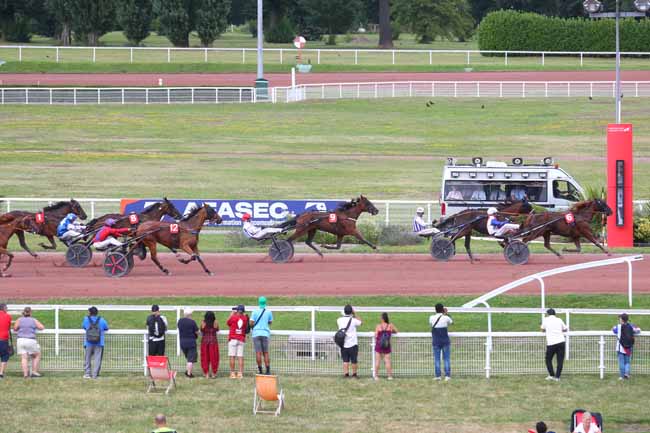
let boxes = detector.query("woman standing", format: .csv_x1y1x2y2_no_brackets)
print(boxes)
200,311,220,378
374,312,398,380
14,307,45,378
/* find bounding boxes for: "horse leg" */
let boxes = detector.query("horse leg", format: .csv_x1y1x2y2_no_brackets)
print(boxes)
147,241,171,275
321,235,343,250
39,235,57,250
562,238,582,253
16,231,38,258
581,230,611,256
0,248,13,277
352,229,377,250
305,229,323,257
189,245,213,276
543,231,563,258
464,233,478,263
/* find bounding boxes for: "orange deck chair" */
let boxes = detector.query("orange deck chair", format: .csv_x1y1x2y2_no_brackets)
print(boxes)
253,374,285,416
146,355,177,395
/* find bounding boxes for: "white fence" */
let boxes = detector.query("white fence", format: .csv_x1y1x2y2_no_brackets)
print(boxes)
1,45,650,67
272,81,650,103
0,87,256,105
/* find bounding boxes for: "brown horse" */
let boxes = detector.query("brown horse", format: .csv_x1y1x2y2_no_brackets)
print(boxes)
136,203,222,276
518,199,612,257
432,200,533,262
2,199,87,256
285,195,379,257
0,215,40,277
85,198,182,232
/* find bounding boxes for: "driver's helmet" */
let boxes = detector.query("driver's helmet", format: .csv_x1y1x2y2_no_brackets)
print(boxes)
241,213,252,222
66,213,77,221
487,207,498,216
416,207,424,214
105,218,116,226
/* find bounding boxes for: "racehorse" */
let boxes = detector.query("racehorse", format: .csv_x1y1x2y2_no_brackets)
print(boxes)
0,215,40,277
85,198,182,232
135,203,222,276
518,199,612,257
285,195,379,257
2,199,87,256
433,200,533,262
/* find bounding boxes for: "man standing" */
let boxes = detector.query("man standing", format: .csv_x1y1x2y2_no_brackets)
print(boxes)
227,304,248,379
429,303,453,381
250,296,273,375
612,313,641,380
146,305,168,356
177,308,198,378
541,308,567,381
337,304,362,379
0,303,12,379
82,306,109,379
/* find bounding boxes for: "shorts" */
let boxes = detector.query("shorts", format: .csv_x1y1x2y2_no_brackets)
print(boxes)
341,345,359,364
0,340,9,362
17,338,40,356
181,345,197,363
253,336,269,353
228,339,245,357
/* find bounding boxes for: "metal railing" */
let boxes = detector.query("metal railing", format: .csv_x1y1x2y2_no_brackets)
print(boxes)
1,45,650,66
272,81,650,103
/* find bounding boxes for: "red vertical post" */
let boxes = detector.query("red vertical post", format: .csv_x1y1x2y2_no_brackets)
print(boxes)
606,124,633,247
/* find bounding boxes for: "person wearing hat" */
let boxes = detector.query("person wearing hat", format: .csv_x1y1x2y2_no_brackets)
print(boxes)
57,213,86,243
82,306,109,379
93,218,131,250
486,207,520,237
177,308,198,378
146,305,168,356
227,304,249,379
241,213,283,240
250,296,273,375
412,207,439,236
540,308,567,381
612,313,641,380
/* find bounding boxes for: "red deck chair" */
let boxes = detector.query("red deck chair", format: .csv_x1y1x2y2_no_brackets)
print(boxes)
146,356,177,395
571,409,603,432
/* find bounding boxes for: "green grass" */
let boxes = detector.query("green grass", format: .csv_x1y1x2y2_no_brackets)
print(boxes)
2,374,649,433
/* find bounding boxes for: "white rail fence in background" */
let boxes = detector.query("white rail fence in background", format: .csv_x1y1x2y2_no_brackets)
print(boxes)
1,45,650,66
272,81,650,103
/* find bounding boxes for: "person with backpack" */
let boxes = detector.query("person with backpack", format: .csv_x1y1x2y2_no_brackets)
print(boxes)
612,313,641,380
373,312,398,381
82,306,109,379
146,305,168,356
227,304,249,379
336,304,362,379
250,296,273,375
429,303,453,381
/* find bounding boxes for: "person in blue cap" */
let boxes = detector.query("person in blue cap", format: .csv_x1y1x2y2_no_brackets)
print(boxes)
250,296,273,375
57,213,86,243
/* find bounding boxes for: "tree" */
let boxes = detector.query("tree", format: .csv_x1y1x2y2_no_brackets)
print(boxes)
70,0,116,46
157,0,196,47
300,0,361,45
378,0,392,48
196,0,230,47
0,0,44,42
45,0,74,44
393,0,474,44
118,0,153,46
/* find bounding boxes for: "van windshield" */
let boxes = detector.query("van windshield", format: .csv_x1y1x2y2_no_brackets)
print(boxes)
552,180,583,202
444,181,547,202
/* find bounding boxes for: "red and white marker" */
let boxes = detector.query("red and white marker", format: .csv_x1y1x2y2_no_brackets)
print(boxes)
564,213,575,224
293,36,306,49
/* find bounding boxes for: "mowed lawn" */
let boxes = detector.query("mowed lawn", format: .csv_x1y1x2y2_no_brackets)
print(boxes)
1,98,649,199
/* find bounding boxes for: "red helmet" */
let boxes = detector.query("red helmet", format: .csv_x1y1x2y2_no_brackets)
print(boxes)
241,213,252,221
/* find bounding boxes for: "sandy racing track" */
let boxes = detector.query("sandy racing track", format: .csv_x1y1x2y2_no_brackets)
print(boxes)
0,252,646,300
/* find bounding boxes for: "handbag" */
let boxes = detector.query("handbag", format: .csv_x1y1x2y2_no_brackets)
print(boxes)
334,317,353,348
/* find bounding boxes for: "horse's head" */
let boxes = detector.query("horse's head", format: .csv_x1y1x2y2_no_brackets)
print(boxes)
162,197,183,220
594,198,613,216
70,199,87,220
204,203,223,224
358,195,379,216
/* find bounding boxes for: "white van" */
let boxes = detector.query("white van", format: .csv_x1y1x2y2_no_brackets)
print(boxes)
439,157,585,217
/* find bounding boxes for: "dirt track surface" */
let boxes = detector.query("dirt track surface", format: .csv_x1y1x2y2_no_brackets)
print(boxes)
2,71,649,87
1,253,646,300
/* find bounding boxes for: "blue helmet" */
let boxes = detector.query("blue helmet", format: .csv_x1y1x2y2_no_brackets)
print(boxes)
66,213,77,221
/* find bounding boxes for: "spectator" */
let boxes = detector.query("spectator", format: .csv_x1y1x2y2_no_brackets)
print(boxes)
0,303,12,379
470,188,486,201
337,304,362,379
541,308,567,382
573,411,601,433
227,304,248,379
146,305,168,356
177,308,199,378
445,185,463,200
82,306,109,379
151,414,177,433
200,311,219,379
374,312,398,381
429,303,453,381
528,421,556,433
509,185,527,201
14,307,45,378
612,313,641,380
250,296,273,375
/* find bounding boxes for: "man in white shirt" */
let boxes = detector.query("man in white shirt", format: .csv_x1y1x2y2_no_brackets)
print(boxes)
241,213,283,240
445,186,464,201
336,304,362,378
412,207,439,236
429,303,453,381
540,308,567,381
470,189,486,201
573,412,601,433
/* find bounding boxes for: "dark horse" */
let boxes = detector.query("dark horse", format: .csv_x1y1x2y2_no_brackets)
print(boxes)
433,200,533,262
1,199,87,257
85,198,182,232
518,199,612,257
0,215,40,277
136,203,222,276
285,195,379,257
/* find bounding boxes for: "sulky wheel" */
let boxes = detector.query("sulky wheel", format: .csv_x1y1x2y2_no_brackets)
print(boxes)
504,240,530,265
269,239,294,263
66,244,92,268
124,253,135,276
430,237,455,261
103,251,131,278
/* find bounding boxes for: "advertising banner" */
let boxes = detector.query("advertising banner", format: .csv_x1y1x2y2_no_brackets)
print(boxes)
606,124,634,247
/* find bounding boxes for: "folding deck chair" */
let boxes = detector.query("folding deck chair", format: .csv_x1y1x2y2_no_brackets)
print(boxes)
146,356,177,395
253,374,285,416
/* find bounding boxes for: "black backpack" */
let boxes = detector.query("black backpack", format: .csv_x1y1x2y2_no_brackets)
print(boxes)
379,326,391,350
620,323,635,349
245,314,251,335
148,315,167,338
86,316,102,344
334,317,353,348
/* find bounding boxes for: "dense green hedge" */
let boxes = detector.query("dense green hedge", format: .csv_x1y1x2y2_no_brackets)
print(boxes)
478,10,650,53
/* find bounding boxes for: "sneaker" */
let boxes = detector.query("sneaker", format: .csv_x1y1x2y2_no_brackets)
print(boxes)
352,374,359,379
265,367,270,375
184,371,194,378
236,372,243,379
258,366,263,374
0,374,4,379
30,372,42,378
387,376,393,381
434,376,442,381
618,376,625,381
545,376,555,381
373,375,379,381
444,377,451,382
553,377,560,382
624,375,630,380
344,373,350,379
229,372,236,379
83,374,91,379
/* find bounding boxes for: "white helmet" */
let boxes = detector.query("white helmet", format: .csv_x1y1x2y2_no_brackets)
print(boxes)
487,207,498,216
416,207,424,214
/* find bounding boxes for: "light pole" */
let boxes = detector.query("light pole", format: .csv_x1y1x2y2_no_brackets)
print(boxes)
255,0,269,100
583,0,649,123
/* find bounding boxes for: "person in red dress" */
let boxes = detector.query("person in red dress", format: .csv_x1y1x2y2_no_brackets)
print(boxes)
200,311,219,378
